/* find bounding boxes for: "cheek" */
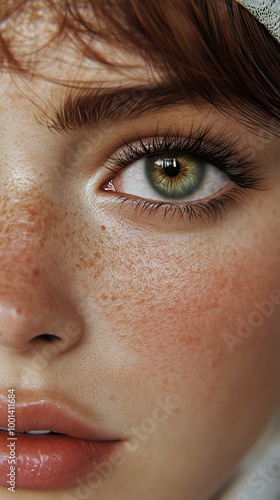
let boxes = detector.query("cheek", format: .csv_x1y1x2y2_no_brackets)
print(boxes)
90,217,280,399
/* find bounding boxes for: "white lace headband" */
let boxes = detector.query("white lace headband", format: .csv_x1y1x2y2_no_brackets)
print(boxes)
236,0,280,42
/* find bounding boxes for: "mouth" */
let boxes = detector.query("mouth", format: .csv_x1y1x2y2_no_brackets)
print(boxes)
0,399,124,490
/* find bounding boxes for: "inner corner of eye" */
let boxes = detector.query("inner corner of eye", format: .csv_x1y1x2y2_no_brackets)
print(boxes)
102,179,115,192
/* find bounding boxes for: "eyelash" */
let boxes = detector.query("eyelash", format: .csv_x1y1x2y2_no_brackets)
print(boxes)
103,124,264,223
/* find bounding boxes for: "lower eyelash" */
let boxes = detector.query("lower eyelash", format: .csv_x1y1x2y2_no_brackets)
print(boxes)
113,186,248,224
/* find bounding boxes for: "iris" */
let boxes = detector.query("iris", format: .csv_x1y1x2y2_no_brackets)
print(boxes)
145,153,205,199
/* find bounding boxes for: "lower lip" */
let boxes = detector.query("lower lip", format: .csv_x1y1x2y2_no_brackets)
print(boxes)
0,431,122,489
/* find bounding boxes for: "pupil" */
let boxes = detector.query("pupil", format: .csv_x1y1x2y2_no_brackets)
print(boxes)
162,158,180,178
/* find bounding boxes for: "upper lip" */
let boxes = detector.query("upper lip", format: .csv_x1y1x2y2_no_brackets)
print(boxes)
0,397,119,441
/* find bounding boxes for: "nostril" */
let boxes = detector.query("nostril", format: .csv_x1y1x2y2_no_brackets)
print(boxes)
37,334,60,342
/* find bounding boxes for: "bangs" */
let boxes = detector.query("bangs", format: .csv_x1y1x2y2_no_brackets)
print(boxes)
0,0,279,133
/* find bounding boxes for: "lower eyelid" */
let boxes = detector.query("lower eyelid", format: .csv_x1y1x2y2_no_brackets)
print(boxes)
108,185,248,226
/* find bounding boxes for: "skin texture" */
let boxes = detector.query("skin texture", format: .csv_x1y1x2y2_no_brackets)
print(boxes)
0,5,280,500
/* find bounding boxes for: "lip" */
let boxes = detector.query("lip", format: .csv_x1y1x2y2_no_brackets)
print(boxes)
0,397,124,490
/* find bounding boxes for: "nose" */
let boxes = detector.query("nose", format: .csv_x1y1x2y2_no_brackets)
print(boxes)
0,190,83,355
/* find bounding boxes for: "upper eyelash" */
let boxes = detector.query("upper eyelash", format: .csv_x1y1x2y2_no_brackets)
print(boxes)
105,123,265,190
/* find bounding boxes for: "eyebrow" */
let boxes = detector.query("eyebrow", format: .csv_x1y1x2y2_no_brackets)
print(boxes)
39,82,205,134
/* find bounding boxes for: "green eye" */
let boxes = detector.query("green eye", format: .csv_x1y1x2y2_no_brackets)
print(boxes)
145,153,206,200
108,141,232,206
103,129,262,224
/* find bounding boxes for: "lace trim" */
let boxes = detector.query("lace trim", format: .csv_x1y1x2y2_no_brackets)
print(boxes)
236,0,280,42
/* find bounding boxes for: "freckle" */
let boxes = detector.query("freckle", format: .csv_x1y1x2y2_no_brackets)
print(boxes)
100,225,106,231
116,304,123,311
28,207,39,218
111,295,117,301
32,269,40,277
94,251,101,260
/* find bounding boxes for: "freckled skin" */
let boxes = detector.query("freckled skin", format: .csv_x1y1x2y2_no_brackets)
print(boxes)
0,11,280,500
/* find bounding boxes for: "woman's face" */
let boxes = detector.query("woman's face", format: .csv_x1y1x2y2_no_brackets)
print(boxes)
0,5,280,500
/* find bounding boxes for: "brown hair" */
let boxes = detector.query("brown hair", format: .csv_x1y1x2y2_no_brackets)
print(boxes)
0,0,279,133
